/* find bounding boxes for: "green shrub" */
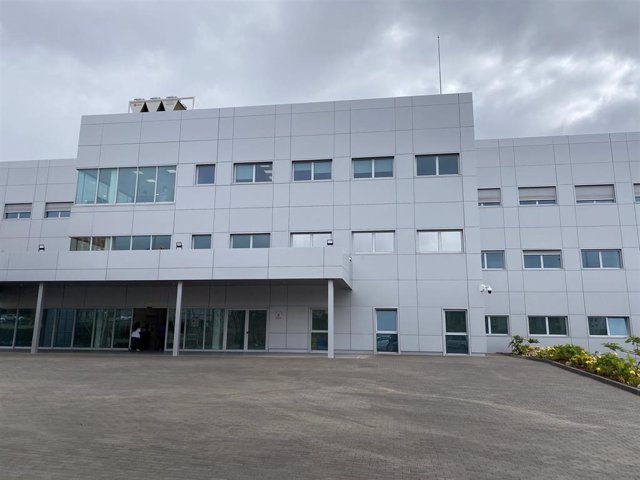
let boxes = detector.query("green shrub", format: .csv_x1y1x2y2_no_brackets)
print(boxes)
508,335,539,355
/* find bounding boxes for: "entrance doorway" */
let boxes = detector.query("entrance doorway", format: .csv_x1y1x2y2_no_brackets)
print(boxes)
132,308,167,351
225,310,267,351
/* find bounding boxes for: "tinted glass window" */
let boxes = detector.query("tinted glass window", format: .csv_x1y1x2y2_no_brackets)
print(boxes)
374,158,393,178
523,255,542,268
438,155,459,174
192,235,211,249
156,166,176,202
374,232,394,252
231,235,251,248
291,234,311,248
588,317,607,335
76,169,98,204
441,231,462,252
97,169,117,204
131,236,151,250
418,231,439,252
293,162,312,181
235,164,253,183
485,252,504,269
528,317,547,335
445,311,467,333
608,317,629,336
353,232,373,252
416,156,437,176
601,250,621,268
117,167,137,203
312,310,328,331
314,160,332,180
136,167,156,203
376,310,397,332
353,159,372,178
542,254,562,269
581,250,600,268
490,316,509,334
548,317,567,335
152,235,171,250
252,234,270,248
112,236,131,250
254,163,272,182
196,165,215,185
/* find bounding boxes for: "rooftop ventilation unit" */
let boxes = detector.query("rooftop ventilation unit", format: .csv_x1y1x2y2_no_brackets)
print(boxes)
129,96,195,113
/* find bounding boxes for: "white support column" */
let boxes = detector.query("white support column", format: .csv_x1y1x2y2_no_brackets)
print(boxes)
30,282,45,354
172,281,183,357
327,279,334,359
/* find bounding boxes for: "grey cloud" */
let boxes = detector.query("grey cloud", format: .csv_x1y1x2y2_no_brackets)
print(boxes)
0,0,638,160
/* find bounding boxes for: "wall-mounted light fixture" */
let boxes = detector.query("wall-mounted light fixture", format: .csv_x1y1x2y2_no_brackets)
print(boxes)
176,242,183,249
326,239,334,246
38,244,45,252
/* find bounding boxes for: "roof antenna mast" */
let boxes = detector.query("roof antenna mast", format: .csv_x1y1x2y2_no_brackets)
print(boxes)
437,34,442,94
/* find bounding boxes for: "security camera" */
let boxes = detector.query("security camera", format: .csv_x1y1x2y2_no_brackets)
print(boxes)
479,284,493,294
486,286,492,294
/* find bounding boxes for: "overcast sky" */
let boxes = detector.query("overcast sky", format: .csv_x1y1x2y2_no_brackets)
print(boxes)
1,0,638,161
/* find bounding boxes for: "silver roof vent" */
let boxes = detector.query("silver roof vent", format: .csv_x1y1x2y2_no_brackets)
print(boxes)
129,96,195,113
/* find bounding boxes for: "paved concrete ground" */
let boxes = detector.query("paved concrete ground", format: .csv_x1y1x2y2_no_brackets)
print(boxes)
0,353,638,480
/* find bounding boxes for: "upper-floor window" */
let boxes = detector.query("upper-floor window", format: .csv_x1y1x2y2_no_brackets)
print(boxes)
575,184,615,204
196,165,215,185
416,154,459,176
528,316,568,336
417,230,463,253
70,235,171,251
581,249,622,269
291,232,332,248
588,316,630,337
293,160,332,181
485,316,509,335
634,184,640,203
75,166,176,205
230,233,270,248
352,231,394,253
523,250,562,269
518,186,556,205
234,163,272,183
192,234,212,249
478,188,501,206
481,250,505,269
45,202,72,218
4,203,32,219
352,157,393,179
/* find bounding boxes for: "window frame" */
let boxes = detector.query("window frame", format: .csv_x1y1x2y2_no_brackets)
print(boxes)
417,230,464,253
352,231,395,254
484,315,510,336
580,249,623,269
309,308,329,352
230,233,271,249
192,234,212,250
195,164,216,185
574,184,616,204
374,308,399,354
587,316,630,337
290,232,333,248
481,250,505,270
352,157,394,179
233,162,273,184
522,250,563,269
518,186,557,206
292,160,332,182
4,203,32,219
45,202,72,218
527,316,568,336
415,153,460,177
634,183,640,203
477,188,502,206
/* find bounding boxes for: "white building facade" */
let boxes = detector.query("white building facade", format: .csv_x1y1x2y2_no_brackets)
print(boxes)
0,93,638,355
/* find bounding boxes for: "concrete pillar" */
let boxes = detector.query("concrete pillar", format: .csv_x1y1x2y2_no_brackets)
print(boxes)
30,282,45,354
172,281,183,357
328,279,334,359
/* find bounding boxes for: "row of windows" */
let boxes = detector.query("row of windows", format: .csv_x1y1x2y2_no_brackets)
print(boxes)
485,315,631,337
479,184,640,206
481,249,623,270
190,154,461,185
3,202,72,220
70,235,171,251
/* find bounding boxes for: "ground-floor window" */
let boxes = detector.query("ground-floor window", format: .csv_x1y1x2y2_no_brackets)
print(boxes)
445,310,468,354
310,309,328,351
375,309,398,353
485,315,509,335
0,308,34,348
39,309,133,349
528,316,568,336
587,316,629,337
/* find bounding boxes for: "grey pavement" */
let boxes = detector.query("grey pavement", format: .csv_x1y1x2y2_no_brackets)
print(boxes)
0,353,638,480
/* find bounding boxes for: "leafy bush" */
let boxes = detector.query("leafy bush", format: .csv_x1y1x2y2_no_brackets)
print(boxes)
536,344,587,362
508,335,539,355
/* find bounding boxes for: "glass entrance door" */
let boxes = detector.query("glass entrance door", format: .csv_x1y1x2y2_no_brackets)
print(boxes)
225,310,267,351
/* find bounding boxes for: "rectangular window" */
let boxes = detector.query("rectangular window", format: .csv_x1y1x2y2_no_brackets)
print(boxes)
196,164,215,185
45,202,72,218
588,316,630,337
291,232,332,248
416,154,460,176
518,186,557,205
91,237,111,251
112,236,132,251
192,234,212,249
293,160,332,181
310,309,328,352
76,166,175,205
230,233,271,248
417,230,463,253
131,235,151,250
575,184,615,204
485,316,509,335
523,250,562,269
352,157,394,179
445,310,468,354
634,184,640,203
76,169,98,204
528,316,568,336
352,231,394,253
375,309,398,353
70,237,91,251
478,188,501,206
4,203,32,219
151,235,171,250
481,251,505,269
581,249,622,269
234,163,273,183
